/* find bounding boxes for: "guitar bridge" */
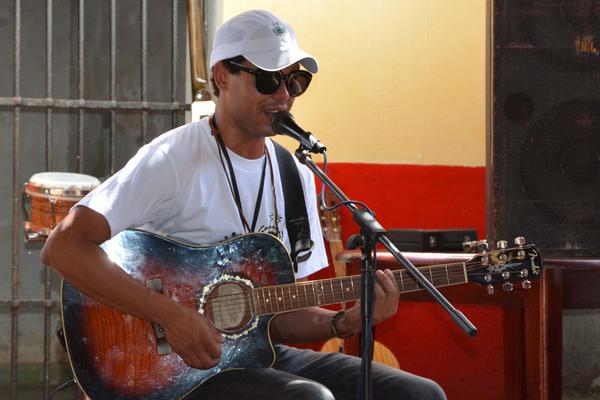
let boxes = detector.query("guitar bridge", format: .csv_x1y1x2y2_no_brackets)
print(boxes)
146,278,172,355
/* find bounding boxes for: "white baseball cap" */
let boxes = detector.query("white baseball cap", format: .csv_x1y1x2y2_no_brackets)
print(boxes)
209,10,319,73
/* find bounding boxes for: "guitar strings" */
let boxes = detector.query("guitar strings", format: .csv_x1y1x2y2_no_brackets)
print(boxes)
202,271,524,316
197,253,535,307
200,267,521,312
182,249,536,311
200,261,522,309
197,261,529,316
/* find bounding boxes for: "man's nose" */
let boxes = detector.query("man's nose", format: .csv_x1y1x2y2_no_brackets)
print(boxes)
271,79,291,100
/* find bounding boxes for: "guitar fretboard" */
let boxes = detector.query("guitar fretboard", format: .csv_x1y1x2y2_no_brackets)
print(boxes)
252,262,468,316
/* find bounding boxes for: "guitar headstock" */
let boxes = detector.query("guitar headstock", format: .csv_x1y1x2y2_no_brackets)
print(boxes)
466,237,543,294
318,190,342,244
317,190,349,280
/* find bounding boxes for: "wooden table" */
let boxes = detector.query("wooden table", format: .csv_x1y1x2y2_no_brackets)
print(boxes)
337,250,564,400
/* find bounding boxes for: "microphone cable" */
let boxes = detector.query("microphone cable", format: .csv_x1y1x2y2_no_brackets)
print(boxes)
318,150,375,217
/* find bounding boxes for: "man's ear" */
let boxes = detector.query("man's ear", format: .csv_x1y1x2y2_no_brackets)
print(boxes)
212,62,228,95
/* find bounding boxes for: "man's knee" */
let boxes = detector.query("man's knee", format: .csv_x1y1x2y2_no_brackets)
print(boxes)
376,373,447,400
285,379,335,400
408,378,446,400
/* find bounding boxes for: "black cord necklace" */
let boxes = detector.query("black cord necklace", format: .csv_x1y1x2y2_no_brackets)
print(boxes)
210,115,274,234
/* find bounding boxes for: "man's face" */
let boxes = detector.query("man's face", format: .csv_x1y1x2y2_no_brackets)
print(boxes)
223,61,300,140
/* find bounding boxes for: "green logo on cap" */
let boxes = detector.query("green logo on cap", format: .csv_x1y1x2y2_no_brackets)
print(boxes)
272,23,287,39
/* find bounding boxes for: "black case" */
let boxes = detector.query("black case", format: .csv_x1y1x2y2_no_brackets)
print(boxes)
387,229,477,252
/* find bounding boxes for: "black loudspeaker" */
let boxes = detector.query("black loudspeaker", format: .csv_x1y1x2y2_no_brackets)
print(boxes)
491,1,600,257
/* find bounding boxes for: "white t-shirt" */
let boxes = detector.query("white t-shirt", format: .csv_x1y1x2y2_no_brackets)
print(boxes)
78,118,328,279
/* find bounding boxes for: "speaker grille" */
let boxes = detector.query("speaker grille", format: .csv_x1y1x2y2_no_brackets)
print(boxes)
491,0,600,256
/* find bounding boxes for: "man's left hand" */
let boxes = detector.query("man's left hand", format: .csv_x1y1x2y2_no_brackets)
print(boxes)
337,268,400,336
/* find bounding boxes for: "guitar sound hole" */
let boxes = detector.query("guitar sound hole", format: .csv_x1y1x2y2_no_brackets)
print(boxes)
205,282,253,333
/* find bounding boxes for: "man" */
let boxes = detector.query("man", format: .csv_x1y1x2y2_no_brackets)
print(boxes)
42,9,445,400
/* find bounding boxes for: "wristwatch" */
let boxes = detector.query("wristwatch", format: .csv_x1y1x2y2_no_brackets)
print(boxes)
330,310,355,339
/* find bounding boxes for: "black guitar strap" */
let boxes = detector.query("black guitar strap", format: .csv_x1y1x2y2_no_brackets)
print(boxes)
272,141,314,273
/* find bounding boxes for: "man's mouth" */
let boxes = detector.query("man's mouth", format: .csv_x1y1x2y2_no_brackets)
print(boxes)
264,107,287,117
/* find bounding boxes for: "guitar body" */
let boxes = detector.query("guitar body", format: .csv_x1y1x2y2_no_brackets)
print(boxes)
61,230,295,400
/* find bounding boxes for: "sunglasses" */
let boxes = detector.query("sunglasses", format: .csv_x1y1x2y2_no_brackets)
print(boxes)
226,61,313,97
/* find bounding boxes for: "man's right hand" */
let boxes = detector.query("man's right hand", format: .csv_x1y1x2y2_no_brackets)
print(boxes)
159,302,225,369
42,206,225,371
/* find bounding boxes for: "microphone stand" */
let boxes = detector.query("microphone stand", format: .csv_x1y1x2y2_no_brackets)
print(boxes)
294,147,477,400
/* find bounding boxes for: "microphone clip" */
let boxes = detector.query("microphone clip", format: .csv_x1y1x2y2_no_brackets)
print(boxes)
271,111,327,154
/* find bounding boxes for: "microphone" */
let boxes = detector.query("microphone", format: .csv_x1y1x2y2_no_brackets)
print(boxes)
271,111,326,153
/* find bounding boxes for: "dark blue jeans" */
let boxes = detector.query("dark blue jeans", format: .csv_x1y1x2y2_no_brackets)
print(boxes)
189,345,446,400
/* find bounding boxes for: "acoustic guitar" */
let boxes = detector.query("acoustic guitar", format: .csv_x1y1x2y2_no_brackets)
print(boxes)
61,229,542,399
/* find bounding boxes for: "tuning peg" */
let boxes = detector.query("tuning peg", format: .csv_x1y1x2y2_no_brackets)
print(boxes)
522,280,532,290
520,269,529,278
486,284,495,295
514,237,526,246
463,240,477,252
502,282,514,292
478,241,489,252
484,273,492,283
481,255,489,266
501,271,510,280
496,240,508,249
499,253,508,263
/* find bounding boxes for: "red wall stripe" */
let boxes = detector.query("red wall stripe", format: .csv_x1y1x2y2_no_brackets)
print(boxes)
318,163,487,243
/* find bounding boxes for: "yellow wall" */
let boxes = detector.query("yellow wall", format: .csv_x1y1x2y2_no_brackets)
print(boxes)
222,1,486,166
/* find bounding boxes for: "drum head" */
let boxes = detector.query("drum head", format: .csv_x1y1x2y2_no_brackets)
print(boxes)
26,172,101,199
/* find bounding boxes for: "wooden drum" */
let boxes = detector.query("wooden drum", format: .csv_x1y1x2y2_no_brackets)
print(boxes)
23,172,101,240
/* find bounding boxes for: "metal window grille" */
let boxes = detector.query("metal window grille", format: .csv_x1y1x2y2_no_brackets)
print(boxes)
0,1,189,399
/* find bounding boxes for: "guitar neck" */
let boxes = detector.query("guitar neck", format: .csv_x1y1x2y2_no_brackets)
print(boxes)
252,261,468,316
328,239,347,278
